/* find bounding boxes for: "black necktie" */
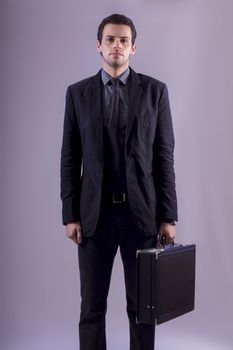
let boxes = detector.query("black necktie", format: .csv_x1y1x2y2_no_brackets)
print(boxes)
110,78,120,126
109,79,120,180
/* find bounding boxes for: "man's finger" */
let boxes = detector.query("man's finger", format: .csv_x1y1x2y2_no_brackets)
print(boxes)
67,231,78,244
158,232,175,246
65,222,82,245
77,229,82,244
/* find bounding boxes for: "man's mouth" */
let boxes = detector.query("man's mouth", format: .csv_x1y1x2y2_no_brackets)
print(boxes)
111,52,123,57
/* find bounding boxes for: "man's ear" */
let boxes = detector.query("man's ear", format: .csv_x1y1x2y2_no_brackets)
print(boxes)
97,40,102,53
130,44,136,56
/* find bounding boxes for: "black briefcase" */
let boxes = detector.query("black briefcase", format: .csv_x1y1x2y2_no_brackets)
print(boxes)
136,242,196,325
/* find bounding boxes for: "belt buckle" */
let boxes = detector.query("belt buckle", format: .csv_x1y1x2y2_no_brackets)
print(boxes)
112,192,126,204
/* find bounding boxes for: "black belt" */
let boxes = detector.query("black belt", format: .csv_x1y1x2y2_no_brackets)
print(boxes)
112,192,127,204
103,192,127,204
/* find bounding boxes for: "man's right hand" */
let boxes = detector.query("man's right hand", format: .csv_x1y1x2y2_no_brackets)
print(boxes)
66,221,82,245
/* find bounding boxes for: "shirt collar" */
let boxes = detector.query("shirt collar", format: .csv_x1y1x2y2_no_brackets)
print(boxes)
101,68,130,86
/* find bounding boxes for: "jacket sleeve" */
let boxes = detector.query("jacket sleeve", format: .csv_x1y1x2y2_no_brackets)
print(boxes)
153,83,178,222
60,86,82,225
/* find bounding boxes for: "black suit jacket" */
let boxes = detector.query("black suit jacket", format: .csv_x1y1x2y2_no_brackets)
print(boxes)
60,68,178,237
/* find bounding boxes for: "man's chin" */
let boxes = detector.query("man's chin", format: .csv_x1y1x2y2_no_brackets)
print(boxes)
110,60,125,68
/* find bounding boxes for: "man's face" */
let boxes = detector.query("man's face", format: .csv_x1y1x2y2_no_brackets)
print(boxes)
97,24,136,71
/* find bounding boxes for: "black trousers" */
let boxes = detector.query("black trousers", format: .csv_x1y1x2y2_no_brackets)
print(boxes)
78,201,157,350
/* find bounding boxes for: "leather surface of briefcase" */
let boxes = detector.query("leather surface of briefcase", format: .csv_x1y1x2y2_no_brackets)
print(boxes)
136,242,196,325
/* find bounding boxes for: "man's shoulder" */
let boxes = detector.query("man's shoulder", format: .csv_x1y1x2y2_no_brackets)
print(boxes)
136,71,166,88
68,71,101,92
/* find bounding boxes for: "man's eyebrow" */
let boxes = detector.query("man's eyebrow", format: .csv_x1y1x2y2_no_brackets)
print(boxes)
105,35,131,39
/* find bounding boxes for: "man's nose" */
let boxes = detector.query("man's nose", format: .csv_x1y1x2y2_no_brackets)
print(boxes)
113,38,121,48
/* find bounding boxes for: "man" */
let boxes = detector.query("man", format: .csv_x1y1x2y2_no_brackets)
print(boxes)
60,14,178,350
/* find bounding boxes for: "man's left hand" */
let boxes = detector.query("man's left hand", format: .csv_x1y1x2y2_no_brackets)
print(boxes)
157,222,176,247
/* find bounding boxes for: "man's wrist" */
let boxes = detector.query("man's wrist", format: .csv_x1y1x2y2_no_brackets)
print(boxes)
162,219,176,226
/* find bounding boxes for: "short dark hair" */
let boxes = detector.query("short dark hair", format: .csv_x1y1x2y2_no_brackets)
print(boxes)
97,14,137,45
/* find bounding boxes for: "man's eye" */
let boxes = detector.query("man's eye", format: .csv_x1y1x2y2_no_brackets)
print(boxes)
106,37,114,43
121,38,130,45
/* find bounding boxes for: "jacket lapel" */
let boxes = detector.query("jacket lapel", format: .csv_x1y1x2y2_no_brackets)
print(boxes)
126,68,143,140
86,71,104,167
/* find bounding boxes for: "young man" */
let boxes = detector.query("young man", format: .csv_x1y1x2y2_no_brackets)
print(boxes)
60,14,178,350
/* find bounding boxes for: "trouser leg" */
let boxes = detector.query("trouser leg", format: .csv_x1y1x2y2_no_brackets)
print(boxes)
118,205,157,350
78,209,118,350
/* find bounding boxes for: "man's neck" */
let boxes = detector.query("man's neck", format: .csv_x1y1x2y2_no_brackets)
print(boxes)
102,64,129,78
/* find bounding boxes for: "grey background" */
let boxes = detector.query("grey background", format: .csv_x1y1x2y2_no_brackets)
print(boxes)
1,0,233,349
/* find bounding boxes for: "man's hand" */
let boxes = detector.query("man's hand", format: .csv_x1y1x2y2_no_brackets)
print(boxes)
66,221,82,245
157,222,176,247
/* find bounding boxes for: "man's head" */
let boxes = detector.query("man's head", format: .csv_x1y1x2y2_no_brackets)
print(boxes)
97,14,137,45
97,14,137,75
